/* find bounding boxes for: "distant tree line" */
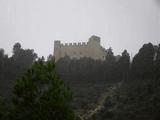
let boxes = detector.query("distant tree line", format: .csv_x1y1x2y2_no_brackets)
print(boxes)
56,43,160,83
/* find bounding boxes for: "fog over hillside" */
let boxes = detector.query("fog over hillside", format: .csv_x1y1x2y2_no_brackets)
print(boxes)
0,0,159,57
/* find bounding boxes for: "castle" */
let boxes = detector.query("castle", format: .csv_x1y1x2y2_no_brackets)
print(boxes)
54,35,106,62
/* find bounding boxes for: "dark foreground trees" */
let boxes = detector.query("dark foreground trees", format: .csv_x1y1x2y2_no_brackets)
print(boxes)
0,60,75,120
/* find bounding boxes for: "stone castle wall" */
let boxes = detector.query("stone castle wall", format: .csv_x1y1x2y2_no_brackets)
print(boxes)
54,35,106,62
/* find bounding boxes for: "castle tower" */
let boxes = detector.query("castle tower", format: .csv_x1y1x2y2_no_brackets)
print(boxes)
54,40,61,62
88,35,100,45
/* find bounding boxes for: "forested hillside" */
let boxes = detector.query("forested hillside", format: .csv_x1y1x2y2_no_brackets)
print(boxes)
56,43,160,119
0,42,160,120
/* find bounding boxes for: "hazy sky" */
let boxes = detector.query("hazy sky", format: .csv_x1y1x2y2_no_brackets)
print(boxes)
0,0,160,58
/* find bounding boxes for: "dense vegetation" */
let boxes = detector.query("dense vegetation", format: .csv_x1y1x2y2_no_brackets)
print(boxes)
10,60,75,120
92,43,160,120
0,43,75,120
0,43,37,98
56,43,160,119
0,42,160,120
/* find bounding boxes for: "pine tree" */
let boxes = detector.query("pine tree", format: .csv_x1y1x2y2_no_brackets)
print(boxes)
117,50,130,80
10,59,75,120
132,43,155,79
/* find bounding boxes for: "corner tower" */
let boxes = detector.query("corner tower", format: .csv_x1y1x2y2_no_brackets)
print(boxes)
54,40,61,62
88,35,100,45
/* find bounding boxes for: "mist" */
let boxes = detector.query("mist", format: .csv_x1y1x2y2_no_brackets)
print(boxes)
0,0,159,57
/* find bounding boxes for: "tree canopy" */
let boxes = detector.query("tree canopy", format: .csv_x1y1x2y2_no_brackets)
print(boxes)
9,59,75,120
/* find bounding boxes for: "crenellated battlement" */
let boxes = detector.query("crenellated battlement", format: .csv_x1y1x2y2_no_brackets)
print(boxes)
59,42,88,47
